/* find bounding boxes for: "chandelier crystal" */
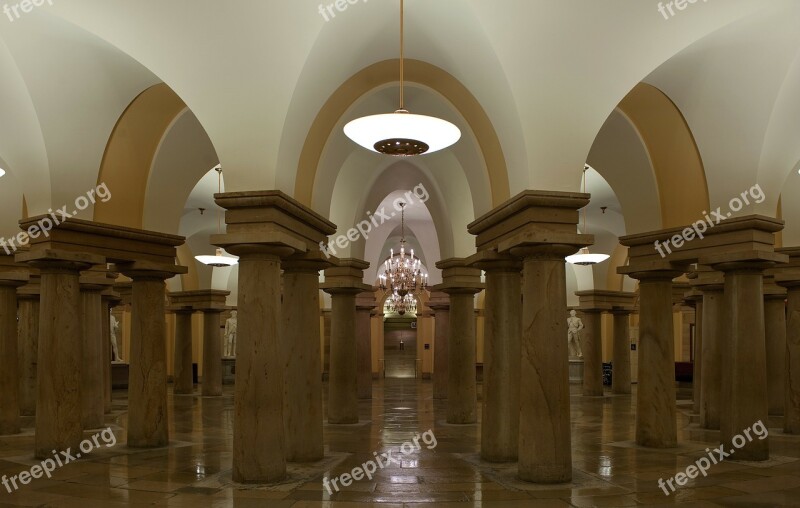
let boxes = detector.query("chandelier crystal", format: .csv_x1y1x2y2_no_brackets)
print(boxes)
343,0,460,156
385,290,417,316
379,202,427,307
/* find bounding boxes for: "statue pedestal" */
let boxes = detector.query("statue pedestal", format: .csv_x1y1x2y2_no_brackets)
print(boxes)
568,358,584,384
222,357,236,385
111,362,129,389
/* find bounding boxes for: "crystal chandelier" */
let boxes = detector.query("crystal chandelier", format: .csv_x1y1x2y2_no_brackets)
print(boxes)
379,202,427,301
386,290,417,316
195,167,238,267
343,0,461,156
566,165,610,266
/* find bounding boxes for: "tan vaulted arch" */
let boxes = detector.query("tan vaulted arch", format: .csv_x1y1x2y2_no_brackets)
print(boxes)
295,59,510,208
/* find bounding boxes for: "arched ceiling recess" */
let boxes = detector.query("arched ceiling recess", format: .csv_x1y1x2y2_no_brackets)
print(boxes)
294,59,509,210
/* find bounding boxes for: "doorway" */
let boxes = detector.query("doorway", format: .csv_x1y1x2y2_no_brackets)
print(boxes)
383,317,417,378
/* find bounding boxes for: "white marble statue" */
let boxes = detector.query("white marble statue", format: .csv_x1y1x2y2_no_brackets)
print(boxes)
110,314,122,362
567,310,584,359
224,311,237,357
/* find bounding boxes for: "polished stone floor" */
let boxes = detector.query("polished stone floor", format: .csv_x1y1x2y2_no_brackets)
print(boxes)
0,379,799,507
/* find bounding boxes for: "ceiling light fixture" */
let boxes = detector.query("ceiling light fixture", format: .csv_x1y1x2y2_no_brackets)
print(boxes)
195,167,238,268
343,0,461,156
566,165,610,266
0,167,5,178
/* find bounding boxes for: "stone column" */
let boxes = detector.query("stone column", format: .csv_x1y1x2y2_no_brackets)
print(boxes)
172,307,194,394
611,310,632,395
426,292,450,399
18,252,102,458
0,263,28,435
101,287,120,413
764,280,787,416
212,190,336,483
776,276,800,434
355,292,376,399
625,270,682,448
469,253,520,462
201,310,224,396
323,259,371,424
79,268,111,429
17,277,40,417
120,268,177,448
282,257,329,462
434,259,483,425
695,275,724,429
682,286,703,414
710,260,772,460
580,309,603,397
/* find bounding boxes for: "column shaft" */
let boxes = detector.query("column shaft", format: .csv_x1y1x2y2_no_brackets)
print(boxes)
481,269,521,461
700,287,723,429
356,305,373,400
233,253,286,482
81,289,105,428
101,299,112,413
0,285,21,434
636,276,677,448
328,292,358,424
202,311,223,396
765,295,787,416
282,269,324,462
581,310,604,397
692,300,703,414
447,292,477,424
611,312,632,394
173,311,194,394
127,277,169,448
18,295,39,416
35,268,82,457
518,256,571,483
432,307,449,399
720,269,769,460
786,286,800,434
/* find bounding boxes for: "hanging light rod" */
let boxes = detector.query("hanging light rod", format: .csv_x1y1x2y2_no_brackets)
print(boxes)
343,0,461,156
566,165,610,266
195,167,238,267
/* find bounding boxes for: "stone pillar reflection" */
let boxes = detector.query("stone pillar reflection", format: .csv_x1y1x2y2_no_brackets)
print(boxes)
356,292,376,400
282,258,328,462
472,254,521,462
611,310,632,395
172,308,194,394
580,310,604,397
427,292,450,400
764,281,787,416
17,278,40,417
627,270,681,448
435,259,483,426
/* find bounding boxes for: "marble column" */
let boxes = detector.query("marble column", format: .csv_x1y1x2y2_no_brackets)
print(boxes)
79,271,107,429
471,254,521,462
282,258,328,462
22,255,101,459
611,310,632,395
355,292,376,400
778,279,800,434
172,308,194,394
201,310,224,396
764,281,787,416
323,259,370,424
698,281,724,429
628,270,681,448
580,310,604,397
427,292,450,399
0,273,27,435
17,279,40,417
435,259,483,425
123,271,172,448
714,262,770,460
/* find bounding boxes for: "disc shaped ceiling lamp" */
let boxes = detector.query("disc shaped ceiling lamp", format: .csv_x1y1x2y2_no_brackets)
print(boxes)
195,167,238,267
343,0,461,156
566,165,610,266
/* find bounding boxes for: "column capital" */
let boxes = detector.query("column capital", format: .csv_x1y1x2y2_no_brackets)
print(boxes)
210,190,336,258
0,254,30,287
772,246,800,288
433,258,483,295
575,290,636,313
465,250,521,272
356,291,377,311
168,289,230,312
282,250,335,273
426,291,450,311
322,258,371,295
80,265,116,292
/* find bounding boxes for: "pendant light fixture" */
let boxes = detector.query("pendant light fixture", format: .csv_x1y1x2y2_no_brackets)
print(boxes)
378,202,428,308
195,167,238,267
343,0,461,156
566,165,610,266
